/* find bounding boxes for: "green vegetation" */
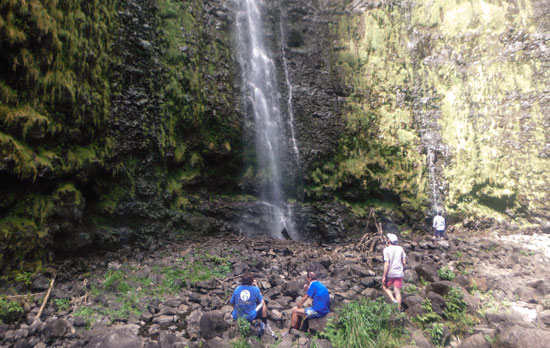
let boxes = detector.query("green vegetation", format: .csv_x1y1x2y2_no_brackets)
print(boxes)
415,288,478,344
231,338,251,348
437,267,456,281
443,287,477,337
159,253,232,293
322,0,550,226
403,284,418,294
309,5,428,219
410,0,548,223
55,298,71,312
321,298,408,348
519,249,535,257
414,298,442,327
0,297,24,323
429,322,445,346
71,251,232,328
236,316,251,337
0,0,119,273
14,271,32,286
73,306,98,329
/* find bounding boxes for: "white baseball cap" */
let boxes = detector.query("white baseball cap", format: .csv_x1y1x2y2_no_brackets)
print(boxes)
387,233,398,243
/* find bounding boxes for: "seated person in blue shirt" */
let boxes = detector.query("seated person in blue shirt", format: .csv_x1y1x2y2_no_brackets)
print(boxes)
231,272,267,322
290,271,330,330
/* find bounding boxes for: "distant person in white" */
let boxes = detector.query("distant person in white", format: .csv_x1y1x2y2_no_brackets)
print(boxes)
432,210,445,239
382,233,406,309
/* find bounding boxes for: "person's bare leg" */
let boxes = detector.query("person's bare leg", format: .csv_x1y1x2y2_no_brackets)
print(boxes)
261,300,267,318
290,308,305,330
382,283,396,303
394,287,402,309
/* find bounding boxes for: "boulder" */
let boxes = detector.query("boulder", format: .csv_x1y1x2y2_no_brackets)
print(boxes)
538,310,550,325
199,310,229,340
203,337,231,348
31,276,52,292
85,324,143,348
307,312,336,334
528,280,549,296
411,330,435,348
415,264,438,282
186,309,203,340
495,325,550,348
513,286,539,303
158,331,178,348
282,280,306,298
426,281,458,297
349,264,374,277
426,292,446,316
42,319,69,343
457,333,490,348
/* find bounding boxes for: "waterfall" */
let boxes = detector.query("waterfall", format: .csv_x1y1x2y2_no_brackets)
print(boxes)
427,148,439,211
233,0,297,239
279,18,300,164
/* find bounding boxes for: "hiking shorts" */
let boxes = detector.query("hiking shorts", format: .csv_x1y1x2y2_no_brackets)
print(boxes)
435,229,445,238
305,307,324,318
385,277,403,289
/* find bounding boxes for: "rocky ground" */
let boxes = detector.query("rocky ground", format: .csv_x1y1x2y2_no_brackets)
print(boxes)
1,230,550,348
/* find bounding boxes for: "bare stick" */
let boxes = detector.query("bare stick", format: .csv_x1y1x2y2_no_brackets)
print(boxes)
34,276,55,322
4,292,46,300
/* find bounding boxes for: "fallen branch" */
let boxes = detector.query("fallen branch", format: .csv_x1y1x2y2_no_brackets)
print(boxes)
3,292,46,300
356,208,385,250
34,276,55,322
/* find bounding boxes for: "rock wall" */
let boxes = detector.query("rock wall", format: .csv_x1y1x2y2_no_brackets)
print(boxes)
1,0,550,272
290,0,550,231
0,0,244,272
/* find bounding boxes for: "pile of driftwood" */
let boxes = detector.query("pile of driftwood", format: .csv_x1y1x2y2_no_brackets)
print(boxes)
355,208,388,253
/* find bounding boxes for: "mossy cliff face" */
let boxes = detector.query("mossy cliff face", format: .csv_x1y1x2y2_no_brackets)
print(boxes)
0,0,242,272
291,0,549,230
1,0,549,272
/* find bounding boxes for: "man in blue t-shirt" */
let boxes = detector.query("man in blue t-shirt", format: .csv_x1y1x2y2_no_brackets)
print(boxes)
231,272,267,322
290,272,330,330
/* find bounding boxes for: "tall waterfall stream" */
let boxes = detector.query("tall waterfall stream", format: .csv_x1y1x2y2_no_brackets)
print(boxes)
233,0,297,239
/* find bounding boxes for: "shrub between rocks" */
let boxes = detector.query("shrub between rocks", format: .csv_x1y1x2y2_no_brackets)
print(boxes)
320,298,407,348
0,297,24,323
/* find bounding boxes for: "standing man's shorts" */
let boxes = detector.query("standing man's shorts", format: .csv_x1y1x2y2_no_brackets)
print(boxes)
435,229,445,238
385,277,403,289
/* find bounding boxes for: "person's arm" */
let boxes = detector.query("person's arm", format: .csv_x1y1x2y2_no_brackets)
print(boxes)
382,261,389,283
293,294,310,311
230,289,236,305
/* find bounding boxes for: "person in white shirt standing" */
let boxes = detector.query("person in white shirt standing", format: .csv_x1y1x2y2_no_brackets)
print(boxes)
382,233,406,309
432,210,446,240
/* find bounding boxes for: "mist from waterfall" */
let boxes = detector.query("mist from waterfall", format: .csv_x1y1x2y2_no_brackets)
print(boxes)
233,0,297,239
